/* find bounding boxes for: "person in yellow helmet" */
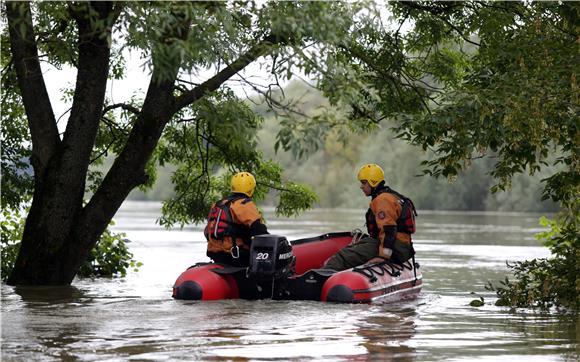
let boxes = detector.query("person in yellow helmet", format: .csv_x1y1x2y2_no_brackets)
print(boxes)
204,172,269,267
324,163,417,271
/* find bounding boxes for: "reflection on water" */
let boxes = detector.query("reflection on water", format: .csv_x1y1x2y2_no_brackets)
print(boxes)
1,201,578,361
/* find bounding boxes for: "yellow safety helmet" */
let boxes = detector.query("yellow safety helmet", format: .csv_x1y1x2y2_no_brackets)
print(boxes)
357,163,385,188
231,172,256,197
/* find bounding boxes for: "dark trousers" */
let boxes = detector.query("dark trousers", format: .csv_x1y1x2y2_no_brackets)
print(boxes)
323,237,379,271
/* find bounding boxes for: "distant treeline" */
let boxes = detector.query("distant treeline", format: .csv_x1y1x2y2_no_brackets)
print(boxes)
130,81,559,213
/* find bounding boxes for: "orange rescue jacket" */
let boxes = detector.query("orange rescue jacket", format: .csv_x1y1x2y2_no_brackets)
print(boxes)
205,196,266,254
367,192,412,258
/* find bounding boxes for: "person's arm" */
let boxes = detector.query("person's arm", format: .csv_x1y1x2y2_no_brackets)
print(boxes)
232,199,269,236
372,195,400,250
249,219,268,236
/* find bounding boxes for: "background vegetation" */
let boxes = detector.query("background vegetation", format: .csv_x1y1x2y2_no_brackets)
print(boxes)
130,80,560,213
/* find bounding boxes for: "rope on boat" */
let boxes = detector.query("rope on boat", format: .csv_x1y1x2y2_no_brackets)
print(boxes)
410,241,421,286
411,251,418,286
352,259,417,283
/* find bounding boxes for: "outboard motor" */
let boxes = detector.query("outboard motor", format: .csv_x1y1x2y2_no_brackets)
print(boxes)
248,235,295,283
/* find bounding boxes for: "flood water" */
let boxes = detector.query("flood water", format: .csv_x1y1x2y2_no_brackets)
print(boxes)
1,201,578,361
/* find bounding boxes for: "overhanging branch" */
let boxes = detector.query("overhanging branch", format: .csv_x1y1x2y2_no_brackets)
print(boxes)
174,34,281,111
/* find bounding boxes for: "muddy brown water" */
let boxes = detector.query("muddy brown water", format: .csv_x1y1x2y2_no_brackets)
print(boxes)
1,201,578,361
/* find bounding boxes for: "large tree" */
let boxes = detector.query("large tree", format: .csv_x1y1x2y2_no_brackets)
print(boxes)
2,1,424,285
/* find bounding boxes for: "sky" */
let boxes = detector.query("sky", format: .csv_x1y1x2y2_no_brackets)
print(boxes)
42,49,288,135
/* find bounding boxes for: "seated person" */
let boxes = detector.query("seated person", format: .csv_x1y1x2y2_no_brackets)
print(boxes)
324,164,416,271
205,172,268,267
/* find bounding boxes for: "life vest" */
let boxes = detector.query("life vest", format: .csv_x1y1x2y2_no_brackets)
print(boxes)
365,187,417,238
204,195,248,241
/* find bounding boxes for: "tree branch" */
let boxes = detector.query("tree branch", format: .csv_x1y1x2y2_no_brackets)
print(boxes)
256,181,302,194
174,34,281,111
400,1,463,16
236,73,310,119
6,1,60,176
400,1,480,46
102,102,141,116
55,1,118,201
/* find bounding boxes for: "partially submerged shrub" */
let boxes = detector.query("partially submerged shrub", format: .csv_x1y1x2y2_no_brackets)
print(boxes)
78,225,143,278
487,215,579,311
1,209,24,279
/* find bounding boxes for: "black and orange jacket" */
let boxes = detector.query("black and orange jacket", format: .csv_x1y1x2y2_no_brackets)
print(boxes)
365,187,413,258
205,194,268,254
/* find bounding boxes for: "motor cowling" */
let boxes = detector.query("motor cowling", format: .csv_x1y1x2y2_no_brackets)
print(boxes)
248,235,295,281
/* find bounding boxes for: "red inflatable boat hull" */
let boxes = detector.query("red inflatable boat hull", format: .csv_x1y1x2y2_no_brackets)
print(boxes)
172,232,422,303
171,264,239,300
321,261,422,303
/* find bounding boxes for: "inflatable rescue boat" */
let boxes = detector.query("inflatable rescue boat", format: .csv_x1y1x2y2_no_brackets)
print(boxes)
172,231,422,303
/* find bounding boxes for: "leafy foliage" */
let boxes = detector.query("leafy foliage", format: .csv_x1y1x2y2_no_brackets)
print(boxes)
78,226,142,278
4,0,365,213
128,1,372,227
1,33,33,210
387,2,579,207
275,182,319,218
1,208,24,280
155,88,321,227
487,251,579,311
486,214,580,311
383,1,578,310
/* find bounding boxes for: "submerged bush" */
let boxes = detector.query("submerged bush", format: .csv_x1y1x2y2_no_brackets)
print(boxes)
78,224,142,278
487,215,580,311
1,209,24,279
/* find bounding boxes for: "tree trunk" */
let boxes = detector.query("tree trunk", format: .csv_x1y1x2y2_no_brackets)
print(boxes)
6,2,119,285
6,1,278,286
